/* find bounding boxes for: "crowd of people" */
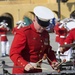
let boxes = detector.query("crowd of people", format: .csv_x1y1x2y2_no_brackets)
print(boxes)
0,5,75,74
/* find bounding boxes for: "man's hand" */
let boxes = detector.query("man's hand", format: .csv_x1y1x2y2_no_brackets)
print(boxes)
51,61,61,73
59,47,65,53
51,61,58,70
24,63,34,71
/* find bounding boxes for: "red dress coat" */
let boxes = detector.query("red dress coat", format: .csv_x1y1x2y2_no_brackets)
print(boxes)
10,23,57,74
12,26,18,35
64,28,75,44
60,28,75,52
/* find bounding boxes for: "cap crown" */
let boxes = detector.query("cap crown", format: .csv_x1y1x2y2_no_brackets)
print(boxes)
33,6,54,20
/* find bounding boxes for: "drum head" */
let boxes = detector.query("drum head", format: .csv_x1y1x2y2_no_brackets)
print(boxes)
66,21,75,30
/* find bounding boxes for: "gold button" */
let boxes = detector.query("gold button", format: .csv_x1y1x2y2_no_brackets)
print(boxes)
40,50,42,53
18,60,20,62
21,63,22,65
39,35,41,36
23,65,25,67
33,38,36,40
40,40,42,42
41,45,43,47
39,54,40,57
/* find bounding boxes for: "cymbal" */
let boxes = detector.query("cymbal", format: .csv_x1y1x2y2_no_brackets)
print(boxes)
60,43,75,48
0,64,23,68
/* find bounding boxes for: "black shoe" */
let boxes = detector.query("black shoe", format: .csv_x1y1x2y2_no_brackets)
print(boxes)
6,54,9,56
1,54,6,57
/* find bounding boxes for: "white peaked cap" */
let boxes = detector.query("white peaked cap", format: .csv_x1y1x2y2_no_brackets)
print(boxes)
66,21,75,30
0,22,8,26
33,6,54,21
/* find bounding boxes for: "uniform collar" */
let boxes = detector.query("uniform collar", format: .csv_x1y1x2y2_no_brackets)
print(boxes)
30,23,46,34
30,23,38,33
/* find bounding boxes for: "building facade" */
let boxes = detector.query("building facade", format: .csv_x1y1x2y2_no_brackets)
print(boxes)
0,0,75,29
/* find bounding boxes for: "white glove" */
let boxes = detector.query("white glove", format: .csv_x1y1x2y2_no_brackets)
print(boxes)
59,24,64,28
17,24,22,29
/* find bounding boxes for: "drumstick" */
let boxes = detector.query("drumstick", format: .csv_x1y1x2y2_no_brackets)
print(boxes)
56,59,66,69
46,56,52,63
37,54,52,63
34,67,57,73
36,54,48,64
46,56,66,70
36,59,43,64
34,67,49,71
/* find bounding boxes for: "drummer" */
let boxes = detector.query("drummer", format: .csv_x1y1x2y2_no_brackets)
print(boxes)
59,19,75,57
54,18,73,62
9,6,58,74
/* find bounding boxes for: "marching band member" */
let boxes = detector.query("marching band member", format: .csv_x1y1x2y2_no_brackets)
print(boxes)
60,20,75,53
58,24,72,61
55,19,72,62
12,20,26,35
10,6,58,74
0,21,10,57
60,28,75,53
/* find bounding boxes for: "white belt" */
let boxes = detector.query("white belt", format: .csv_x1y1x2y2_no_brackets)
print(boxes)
64,42,67,44
56,35,59,36
1,34,6,36
60,36,66,38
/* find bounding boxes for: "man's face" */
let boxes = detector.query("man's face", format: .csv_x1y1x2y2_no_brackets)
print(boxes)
34,16,46,33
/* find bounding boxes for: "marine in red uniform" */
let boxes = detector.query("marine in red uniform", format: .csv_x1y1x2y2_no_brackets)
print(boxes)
10,6,58,74
60,28,75,53
54,20,72,62
59,19,75,53
0,21,10,57
57,24,72,61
